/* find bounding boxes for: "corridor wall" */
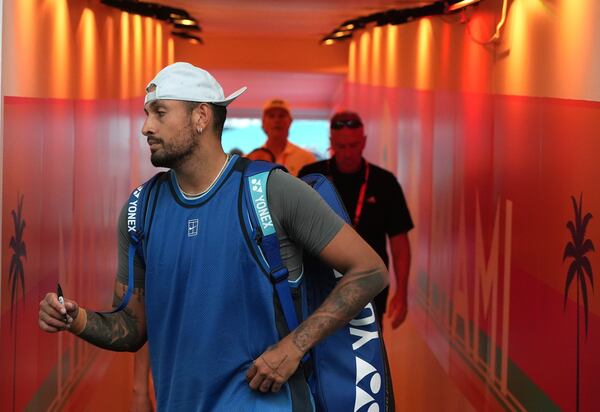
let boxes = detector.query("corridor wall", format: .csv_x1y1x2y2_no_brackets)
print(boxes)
340,0,600,411
0,1,172,410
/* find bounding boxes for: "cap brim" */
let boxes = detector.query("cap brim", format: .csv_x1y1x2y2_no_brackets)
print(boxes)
212,86,247,106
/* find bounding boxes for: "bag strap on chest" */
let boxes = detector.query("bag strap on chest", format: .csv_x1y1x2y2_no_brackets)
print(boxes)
102,172,164,314
242,160,302,334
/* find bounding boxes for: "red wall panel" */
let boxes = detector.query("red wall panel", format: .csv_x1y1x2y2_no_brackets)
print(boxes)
1,96,155,411
343,81,600,411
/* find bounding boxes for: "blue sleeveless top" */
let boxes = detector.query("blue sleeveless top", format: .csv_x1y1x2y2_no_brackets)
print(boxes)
143,156,292,411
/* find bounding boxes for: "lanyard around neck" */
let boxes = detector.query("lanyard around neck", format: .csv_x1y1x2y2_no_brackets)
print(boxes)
328,159,370,227
352,162,370,227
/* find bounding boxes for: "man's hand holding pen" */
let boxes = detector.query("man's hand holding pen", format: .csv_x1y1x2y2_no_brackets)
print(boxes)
38,283,82,334
57,283,68,323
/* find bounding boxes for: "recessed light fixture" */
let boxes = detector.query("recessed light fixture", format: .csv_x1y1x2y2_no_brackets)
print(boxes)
101,0,203,44
320,1,482,45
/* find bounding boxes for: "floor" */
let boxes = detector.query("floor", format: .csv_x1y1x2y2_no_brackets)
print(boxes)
63,313,474,411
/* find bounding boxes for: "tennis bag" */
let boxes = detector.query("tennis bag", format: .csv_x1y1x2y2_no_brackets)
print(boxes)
242,160,395,412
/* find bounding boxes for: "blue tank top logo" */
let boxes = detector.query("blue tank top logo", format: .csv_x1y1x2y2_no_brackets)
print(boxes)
187,218,199,237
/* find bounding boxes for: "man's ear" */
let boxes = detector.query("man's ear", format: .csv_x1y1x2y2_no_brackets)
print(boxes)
193,103,212,133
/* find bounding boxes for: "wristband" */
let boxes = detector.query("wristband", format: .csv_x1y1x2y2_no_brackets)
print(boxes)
69,308,87,335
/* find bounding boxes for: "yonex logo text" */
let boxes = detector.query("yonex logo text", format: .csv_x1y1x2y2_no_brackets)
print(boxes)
127,184,144,233
250,178,274,232
349,303,382,411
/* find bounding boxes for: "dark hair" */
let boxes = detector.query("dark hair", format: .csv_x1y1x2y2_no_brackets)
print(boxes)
210,104,227,135
185,102,227,136
330,111,363,130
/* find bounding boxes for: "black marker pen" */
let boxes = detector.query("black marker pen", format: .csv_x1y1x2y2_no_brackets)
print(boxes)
57,282,68,323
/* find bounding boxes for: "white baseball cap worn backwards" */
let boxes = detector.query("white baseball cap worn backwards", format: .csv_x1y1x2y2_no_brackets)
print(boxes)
144,62,247,106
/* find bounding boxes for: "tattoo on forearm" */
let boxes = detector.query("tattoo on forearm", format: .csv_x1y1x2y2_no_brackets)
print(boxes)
292,314,338,352
291,267,385,353
80,285,145,352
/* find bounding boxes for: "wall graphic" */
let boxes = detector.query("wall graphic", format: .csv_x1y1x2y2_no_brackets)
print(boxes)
8,194,27,410
563,194,595,412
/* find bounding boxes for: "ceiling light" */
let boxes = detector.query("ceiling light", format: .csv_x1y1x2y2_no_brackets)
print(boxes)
332,30,352,38
339,19,366,31
447,0,481,12
326,1,451,38
320,32,352,45
173,18,197,26
101,0,203,43
169,12,188,20
174,23,201,31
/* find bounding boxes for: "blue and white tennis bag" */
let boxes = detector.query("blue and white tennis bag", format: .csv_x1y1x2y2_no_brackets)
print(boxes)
242,160,395,412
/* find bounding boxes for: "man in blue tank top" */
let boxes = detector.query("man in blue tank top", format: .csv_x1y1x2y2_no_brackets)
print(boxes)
38,62,390,411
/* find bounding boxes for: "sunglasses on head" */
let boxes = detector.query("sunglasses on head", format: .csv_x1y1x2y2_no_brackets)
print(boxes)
331,119,363,130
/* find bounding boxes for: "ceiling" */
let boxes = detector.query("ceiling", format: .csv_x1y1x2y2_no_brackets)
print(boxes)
162,0,433,38
158,1,433,118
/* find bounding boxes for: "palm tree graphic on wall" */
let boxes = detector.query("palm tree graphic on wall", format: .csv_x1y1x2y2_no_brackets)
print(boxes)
9,193,27,411
563,193,594,412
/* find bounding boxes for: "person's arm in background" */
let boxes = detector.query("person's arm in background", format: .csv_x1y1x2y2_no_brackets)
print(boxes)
387,232,411,328
381,171,414,329
130,344,154,412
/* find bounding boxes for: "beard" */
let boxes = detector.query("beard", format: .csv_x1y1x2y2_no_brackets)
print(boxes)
150,123,198,169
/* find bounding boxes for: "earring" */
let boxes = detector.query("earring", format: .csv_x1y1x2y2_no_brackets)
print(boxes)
197,127,203,134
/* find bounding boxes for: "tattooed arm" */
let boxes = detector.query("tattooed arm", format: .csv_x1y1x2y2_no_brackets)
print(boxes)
290,223,388,350
39,203,147,351
38,279,147,352
77,280,147,351
247,223,388,392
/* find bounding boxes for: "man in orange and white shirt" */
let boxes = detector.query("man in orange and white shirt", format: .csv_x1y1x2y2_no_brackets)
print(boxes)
258,98,316,176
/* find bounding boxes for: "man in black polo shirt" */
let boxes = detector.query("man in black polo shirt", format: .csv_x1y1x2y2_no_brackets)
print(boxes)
299,111,413,329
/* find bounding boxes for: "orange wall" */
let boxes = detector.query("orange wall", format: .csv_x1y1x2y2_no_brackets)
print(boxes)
341,0,600,411
1,1,170,410
2,0,175,100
